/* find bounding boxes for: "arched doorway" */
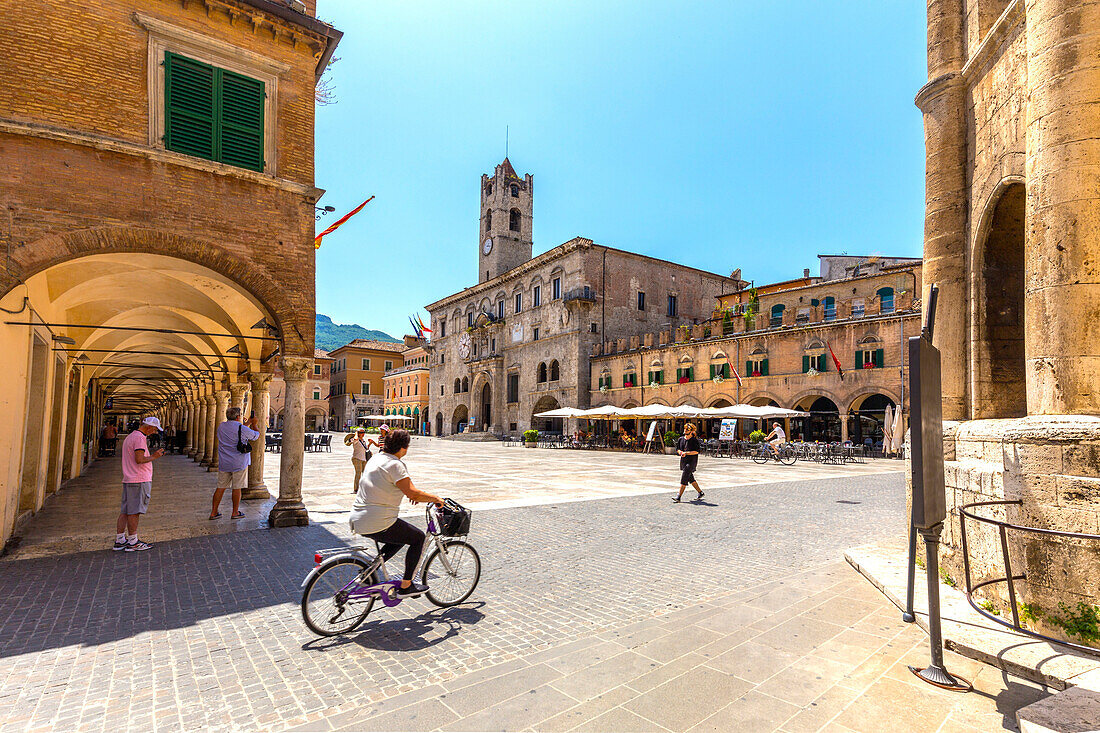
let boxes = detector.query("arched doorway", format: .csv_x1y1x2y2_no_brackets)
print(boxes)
305,407,326,432
479,383,491,432
975,182,1026,418
793,396,841,442
849,394,892,449
705,398,733,438
452,404,469,434
435,412,443,437
532,395,562,434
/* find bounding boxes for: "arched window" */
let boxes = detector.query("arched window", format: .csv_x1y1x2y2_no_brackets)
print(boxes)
769,303,785,327
823,296,837,321
509,208,520,231
676,355,695,383
485,209,492,230
857,337,884,369
708,352,730,380
598,369,612,390
462,376,469,392
802,341,826,374
510,184,519,198
747,348,769,377
877,287,895,313
538,362,547,383
549,360,560,381
454,378,461,394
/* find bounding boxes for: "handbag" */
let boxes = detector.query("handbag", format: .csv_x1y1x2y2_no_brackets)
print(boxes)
236,424,252,454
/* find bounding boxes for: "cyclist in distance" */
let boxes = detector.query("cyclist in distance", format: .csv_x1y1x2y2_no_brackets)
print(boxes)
349,429,444,597
764,421,787,458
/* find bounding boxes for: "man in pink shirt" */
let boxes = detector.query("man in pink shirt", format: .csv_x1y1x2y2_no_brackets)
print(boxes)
114,417,165,552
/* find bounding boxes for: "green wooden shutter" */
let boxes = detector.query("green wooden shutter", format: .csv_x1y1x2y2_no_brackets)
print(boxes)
722,364,729,378
709,364,715,378
802,355,809,373
875,348,884,368
219,68,266,171
165,52,216,160
855,350,862,369
746,360,752,376
818,354,827,371
761,358,769,376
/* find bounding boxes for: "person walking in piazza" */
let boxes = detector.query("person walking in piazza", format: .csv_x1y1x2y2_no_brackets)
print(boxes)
349,427,382,494
209,406,260,520
114,417,165,551
673,422,705,503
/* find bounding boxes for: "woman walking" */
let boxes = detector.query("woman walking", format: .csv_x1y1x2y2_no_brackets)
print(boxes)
673,422,705,502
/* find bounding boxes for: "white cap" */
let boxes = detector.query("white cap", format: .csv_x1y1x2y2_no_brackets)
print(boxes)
380,423,390,431
142,417,162,430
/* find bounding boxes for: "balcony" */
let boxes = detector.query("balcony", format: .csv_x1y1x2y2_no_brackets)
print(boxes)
563,286,597,304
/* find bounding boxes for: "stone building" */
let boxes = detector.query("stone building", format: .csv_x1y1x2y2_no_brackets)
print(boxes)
327,339,405,429
383,336,430,432
917,0,1100,644
426,159,737,437
270,348,333,432
0,0,341,544
590,256,923,445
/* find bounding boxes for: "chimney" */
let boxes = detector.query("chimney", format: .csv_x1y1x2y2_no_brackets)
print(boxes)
803,268,810,278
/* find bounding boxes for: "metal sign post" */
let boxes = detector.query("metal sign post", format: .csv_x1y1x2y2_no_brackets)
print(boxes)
906,284,971,692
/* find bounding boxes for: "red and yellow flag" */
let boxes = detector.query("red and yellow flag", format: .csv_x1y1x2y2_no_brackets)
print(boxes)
314,196,374,249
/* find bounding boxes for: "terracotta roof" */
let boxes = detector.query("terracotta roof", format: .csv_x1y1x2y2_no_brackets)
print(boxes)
334,339,406,353
500,157,519,179
313,348,332,360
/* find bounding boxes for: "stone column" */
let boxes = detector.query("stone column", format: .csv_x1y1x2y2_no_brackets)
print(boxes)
244,373,272,500
188,395,201,458
1024,0,1100,415
183,397,194,455
269,356,311,527
195,391,209,463
915,0,968,420
209,389,230,472
201,392,217,467
229,382,249,411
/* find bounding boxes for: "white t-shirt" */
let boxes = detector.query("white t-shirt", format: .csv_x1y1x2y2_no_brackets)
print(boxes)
771,426,786,442
351,437,370,461
349,452,410,535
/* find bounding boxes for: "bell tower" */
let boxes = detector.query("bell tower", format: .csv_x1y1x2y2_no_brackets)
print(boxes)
479,158,533,283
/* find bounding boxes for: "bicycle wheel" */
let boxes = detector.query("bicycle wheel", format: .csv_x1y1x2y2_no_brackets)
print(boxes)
423,540,481,607
301,557,376,636
752,449,769,464
779,448,797,465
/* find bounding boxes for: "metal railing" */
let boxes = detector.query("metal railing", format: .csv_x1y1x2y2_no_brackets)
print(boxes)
958,499,1100,656
563,286,597,303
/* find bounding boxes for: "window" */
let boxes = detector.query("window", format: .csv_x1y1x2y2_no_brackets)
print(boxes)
509,422,518,431
414,383,418,395
598,373,612,390
497,300,505,319
462,376,469,392
509,208,520,231
441,353,445,364
440,321,446,337
533,327,540,341
360,382,370,395
550,361,560,381
454,378,461,394
637,291,646,311
164,52,265,171
490,338,495,352
511,184,519,198
770,304,785,327
440,385,444,396
361,358,370,370
538,363,547,383
746,356,769,377
384,360,393,370
877,287,895,313
533,285,541,307
515,293,522,313
667,295,677,317
802,354,827,373
552,278,561,299
852,299,865,318
313,364,321,376
312,389,321,400
856,345,885,369
467,313,474,327
647,369,663,385
485,209,492,230
590,323,598,333
709,363,731,379
823,296,837,321
507,373,520,403
676,366,694,383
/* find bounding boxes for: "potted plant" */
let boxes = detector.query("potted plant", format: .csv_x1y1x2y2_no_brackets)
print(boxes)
663,430,680,455
523,429,539,448
749,429,767,443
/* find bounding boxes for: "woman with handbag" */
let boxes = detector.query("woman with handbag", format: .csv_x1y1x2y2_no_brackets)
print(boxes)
349,427,384,493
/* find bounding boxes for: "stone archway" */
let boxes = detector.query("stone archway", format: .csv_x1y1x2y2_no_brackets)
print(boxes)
452,404,469,434
479,383,492,432
435,412,443,437
532,395,562,434
792,395,841,442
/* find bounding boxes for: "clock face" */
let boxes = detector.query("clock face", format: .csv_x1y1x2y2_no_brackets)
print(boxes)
458,332,471,358
483,237,493,255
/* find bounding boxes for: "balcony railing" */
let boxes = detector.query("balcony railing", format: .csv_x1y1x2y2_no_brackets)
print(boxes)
563,286,597,303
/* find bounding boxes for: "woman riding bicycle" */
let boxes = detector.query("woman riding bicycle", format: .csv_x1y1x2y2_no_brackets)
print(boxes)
349,428,443,598
765,421,786,457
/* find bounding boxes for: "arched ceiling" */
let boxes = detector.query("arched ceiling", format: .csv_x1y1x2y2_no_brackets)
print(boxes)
20,253,279,414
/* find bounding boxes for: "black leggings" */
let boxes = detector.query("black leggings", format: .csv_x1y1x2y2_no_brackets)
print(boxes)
366,518,425,581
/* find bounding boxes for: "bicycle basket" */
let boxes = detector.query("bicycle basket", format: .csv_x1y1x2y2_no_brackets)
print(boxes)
438,500,471,536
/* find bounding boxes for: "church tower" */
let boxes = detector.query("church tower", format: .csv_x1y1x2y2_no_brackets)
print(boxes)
478,158,533,283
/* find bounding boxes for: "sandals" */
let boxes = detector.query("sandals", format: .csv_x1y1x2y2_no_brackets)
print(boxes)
208,513,222,520
231,511,245,519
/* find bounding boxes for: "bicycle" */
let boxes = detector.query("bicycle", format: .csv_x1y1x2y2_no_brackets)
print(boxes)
752,441,797,465
300,499,481,636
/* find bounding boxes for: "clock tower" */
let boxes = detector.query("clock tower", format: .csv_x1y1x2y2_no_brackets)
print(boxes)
479,158,533,283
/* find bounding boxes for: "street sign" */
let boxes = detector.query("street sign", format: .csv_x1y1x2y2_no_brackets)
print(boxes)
908,333,945,530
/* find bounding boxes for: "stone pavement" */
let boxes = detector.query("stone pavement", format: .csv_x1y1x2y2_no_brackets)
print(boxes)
4,437,905,560
0,471,1051,732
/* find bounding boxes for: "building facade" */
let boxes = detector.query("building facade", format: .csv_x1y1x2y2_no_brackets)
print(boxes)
383,336,430,432
590,257,922,445
328,339,405,429
426,159,736,437
270,348,333,431
0,0,340,542
917,0,1100,645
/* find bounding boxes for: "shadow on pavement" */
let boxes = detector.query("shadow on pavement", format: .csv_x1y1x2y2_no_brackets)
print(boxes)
300,603,487,653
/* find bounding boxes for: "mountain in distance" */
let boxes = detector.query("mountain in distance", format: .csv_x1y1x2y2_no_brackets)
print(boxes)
315,314,399,351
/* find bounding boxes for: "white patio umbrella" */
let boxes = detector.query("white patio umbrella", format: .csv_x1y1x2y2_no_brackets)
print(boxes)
890,406,905,453
576,405,633,419
883,404,895,451
533,407,586,418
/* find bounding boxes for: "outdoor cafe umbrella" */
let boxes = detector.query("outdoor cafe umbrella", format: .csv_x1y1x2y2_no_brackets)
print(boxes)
533,407,587,418
883,404,895,452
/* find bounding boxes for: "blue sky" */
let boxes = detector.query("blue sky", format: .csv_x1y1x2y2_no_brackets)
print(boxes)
314,1,927,340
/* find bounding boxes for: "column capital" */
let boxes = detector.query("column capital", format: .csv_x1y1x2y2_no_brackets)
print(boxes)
205,393,217,406
281,356,313,382
248,371,274,392
229,382,250,399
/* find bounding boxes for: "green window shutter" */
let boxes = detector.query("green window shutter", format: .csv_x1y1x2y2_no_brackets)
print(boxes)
219,68,265,171
687,367,693,380
855,350,862,369
819,354,827,371
675,368,681,380
709,364,715,378
802,355,809,373
761,358,769,376
165,52,216,160
746,360,752,376
722,364,729,378
875,348,884,368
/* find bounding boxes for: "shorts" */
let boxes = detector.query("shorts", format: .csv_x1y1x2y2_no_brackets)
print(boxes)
217,469,248,490
680,458,698,485
121,482,152,515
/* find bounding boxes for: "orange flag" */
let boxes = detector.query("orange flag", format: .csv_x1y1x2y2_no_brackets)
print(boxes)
314,196,374,249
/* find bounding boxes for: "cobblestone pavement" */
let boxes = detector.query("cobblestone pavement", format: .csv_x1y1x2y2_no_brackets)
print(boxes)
5,437,904,559
0,470,1050,732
